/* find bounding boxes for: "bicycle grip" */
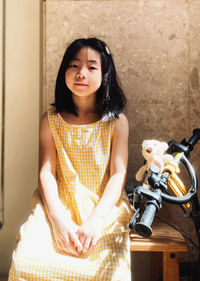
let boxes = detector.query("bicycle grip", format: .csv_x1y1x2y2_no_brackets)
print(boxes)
135,203,157,237
188,128,200,148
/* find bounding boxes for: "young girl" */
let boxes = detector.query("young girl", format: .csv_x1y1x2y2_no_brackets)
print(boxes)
9,38,133,281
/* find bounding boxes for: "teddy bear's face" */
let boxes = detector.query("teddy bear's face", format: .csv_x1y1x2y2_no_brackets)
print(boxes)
142,140,168,161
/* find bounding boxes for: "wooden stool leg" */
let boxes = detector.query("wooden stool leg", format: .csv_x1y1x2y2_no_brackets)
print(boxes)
150,252,162,281
163,252,179,281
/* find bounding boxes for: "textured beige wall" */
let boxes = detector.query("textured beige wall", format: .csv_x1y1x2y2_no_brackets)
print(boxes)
0,0,40,276
43,0,195,173
43,0,200,279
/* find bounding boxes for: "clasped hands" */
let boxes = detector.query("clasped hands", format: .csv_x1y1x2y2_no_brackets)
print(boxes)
51,207,105,257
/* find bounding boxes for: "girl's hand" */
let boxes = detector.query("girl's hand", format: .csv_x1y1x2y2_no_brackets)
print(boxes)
50,206,83,256
76,213,105,254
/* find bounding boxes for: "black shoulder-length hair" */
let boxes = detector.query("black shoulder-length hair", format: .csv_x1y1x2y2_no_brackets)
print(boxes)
53,37,126,119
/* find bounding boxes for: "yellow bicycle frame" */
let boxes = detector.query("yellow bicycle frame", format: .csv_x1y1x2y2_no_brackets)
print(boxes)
163,153,190,208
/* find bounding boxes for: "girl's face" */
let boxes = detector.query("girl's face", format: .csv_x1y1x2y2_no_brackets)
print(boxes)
65,47,102,97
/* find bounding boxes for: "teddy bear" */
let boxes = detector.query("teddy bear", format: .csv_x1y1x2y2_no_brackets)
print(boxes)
135,139,173,182
132,139,173,211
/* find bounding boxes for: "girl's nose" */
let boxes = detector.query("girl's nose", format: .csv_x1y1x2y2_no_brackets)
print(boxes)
76,73,84,79
76,66,87,79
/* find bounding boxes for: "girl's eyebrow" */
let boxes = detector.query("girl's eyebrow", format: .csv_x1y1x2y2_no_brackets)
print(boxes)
72,58,80,62
88,60,98,64
72,58,99,64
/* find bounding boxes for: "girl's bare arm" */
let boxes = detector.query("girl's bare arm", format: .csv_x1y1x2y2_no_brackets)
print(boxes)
39,113,82,255
39,113,60,215
93,113,129,217
77,113,129,252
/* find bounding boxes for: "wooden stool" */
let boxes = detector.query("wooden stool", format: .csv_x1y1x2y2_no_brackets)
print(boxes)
130,221,188,281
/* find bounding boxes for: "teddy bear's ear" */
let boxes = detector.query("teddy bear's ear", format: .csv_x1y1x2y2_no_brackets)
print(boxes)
161,142,169,152
142,140,148,148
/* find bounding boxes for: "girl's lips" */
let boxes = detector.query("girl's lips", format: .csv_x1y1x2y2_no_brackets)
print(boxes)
74,83,88,86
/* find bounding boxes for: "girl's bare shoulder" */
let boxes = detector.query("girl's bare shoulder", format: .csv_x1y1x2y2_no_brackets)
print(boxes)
114,113,129,132
39,112,51,136
40,112,48,123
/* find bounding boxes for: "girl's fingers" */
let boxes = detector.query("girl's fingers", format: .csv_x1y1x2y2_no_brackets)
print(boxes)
91,236,98,248
53,226,84,255
77,232,86,247
69,240,81,256
87,236,98,253
55,235,79,256
62,239,79,256
57,239,70,254
82,236,92,253
55,238,63,251
70,233,83,252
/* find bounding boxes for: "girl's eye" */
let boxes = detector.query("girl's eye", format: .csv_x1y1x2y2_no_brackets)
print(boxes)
69,64,79,68
89,66,97,70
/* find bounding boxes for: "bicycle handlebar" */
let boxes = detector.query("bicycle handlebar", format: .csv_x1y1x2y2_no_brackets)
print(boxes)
131,153,197,237
129,129,200,237
168,128,200,156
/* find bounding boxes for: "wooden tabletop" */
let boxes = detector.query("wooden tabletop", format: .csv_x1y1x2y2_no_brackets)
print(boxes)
130,221,188,252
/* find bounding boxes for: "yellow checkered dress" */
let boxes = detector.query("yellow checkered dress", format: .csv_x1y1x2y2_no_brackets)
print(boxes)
9,107,133,281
